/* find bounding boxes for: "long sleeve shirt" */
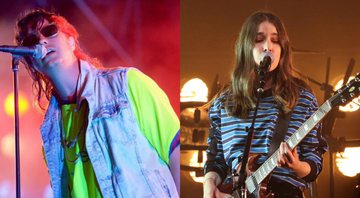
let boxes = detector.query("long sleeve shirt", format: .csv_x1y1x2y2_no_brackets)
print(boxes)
204,88,328,188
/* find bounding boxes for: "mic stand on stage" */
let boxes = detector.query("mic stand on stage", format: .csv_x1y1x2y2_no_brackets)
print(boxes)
233,67,267,198
12,55,22,198
0,44,46,198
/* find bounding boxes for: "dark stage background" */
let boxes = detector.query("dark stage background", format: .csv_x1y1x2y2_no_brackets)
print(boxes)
0,0,179,197
181,0,360,198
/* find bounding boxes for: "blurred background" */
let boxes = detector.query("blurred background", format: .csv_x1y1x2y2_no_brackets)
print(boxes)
180,0,360,198
0,0,179,197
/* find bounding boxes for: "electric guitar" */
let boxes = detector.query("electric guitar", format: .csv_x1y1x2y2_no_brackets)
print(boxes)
232,73,360,198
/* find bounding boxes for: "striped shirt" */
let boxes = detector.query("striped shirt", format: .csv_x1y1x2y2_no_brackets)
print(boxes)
204,88,328,188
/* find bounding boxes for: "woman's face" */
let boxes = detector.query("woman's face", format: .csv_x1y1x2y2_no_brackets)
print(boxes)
252,21,281,72
26,20,76,77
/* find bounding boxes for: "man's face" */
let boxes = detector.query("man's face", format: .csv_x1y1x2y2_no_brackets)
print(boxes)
23,20,77,77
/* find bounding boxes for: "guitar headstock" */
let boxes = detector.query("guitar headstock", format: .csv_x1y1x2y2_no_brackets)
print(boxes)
331,73,360,107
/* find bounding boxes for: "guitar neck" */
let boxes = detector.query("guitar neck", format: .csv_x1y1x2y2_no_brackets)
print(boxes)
245,99,333,194
243,73,360,195
286,100,332,150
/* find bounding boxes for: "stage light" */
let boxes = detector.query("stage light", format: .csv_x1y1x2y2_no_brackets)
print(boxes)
336,147,360,177
4,92,29,117
180,78,209,183
189,151,207,183
1,133,14,158
334,77,360,112
180,78,208,102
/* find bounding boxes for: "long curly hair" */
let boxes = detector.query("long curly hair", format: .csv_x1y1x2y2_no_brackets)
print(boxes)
226,11,309,118
15,9,102,110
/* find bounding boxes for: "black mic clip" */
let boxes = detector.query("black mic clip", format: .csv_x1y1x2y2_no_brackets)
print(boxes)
256,52,273,93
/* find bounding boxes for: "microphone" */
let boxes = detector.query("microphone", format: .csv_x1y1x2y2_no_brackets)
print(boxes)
259,51,274,73
0,44,47,59
256,51,274,93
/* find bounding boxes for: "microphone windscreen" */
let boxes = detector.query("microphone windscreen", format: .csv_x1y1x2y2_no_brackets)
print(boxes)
33,44,47,59
262,51,274,64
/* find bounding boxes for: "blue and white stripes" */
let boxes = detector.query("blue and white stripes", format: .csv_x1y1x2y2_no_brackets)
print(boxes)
205,89,328,188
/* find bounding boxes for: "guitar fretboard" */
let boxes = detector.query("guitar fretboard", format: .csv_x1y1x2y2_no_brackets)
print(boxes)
243,73,360,195
245,100,332,194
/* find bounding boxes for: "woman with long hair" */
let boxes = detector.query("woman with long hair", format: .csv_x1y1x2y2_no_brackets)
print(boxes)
203,11,327,198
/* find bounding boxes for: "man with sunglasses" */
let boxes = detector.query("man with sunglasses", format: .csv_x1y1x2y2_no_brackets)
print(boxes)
15,9,180,198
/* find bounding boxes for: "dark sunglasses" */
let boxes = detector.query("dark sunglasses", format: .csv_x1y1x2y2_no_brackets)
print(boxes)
21,23,59,46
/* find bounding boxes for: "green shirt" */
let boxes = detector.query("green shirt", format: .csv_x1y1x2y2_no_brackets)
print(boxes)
60,69,179,196
61,103,101,198
127,69,179,164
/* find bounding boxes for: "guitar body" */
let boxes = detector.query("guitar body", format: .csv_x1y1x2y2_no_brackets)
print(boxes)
219,154,274,198
232,181,273,198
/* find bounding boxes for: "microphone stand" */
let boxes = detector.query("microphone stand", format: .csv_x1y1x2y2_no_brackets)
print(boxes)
12,55,22,198
0,45,45,198
234,67,267,198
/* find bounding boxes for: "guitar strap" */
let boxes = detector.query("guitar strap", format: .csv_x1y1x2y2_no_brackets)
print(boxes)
268,107,292,156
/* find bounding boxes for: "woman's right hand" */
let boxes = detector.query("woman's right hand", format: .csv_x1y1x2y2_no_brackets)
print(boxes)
203,177,233,198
